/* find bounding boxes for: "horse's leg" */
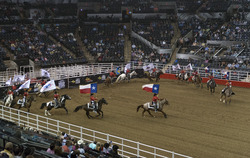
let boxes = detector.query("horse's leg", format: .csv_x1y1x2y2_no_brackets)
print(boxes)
48,109,51,116
147,110,155,117
63,107,68,114
142,109,146,117
159,110,167,118
45,110,47,116
100,110,103,118
95,110,101,117
86,111,91,119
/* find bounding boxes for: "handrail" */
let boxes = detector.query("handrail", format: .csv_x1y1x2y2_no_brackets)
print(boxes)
0,105,192,158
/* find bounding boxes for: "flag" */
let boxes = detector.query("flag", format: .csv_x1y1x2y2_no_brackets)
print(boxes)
80,83,97,94
143,63,154,72
186,63,193,70
5,78,12,86
40,80,56,92
177,64,181,70
224,71,229,80
13,74,25,83
41,69,50,78
172,65,177,71
142,84,159,94
18,79,30,90
124,63,131,73
205,66,210,73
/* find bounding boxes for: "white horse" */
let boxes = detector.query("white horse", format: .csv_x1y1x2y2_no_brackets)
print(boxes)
34,83,60,97
4,94,13,107
115,71,137,83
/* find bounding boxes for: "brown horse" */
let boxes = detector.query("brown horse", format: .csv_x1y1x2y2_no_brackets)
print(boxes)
14,96,36,112
146,70,164,82
73,98,108,119
137,98,169,118
104,77,112,87
192,75,203,88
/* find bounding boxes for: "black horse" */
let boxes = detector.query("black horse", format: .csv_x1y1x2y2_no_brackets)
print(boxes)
40,94,71,116
74,98,108,119
146,70,164,82
207,78,216,94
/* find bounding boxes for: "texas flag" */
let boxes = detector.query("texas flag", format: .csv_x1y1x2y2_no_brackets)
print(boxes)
142,84,159,94
80,83,97,94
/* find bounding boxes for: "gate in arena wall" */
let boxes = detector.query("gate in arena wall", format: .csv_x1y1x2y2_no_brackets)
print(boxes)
0,105,192,158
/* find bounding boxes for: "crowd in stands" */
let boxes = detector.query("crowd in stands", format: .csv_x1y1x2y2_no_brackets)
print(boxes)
0,119,121,158
0,46,7,71
131,37,170,63
81,23,125,62
50,4,77,17
0,24,86,67
44,24,86,59
132,19,174,48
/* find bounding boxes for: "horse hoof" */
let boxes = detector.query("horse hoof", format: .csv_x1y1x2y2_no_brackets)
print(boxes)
220,99,222,102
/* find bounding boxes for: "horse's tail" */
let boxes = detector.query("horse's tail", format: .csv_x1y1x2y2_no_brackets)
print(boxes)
137,105,143,112
40,103,46,109
74,105,84,112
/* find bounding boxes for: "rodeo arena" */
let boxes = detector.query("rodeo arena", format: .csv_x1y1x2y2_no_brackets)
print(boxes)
1,0,250,158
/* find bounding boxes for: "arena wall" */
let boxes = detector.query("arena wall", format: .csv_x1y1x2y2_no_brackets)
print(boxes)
160,73,250,88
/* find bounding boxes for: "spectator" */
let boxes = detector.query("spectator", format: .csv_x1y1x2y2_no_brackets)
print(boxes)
22,147,35,158
88,141,97,150
46,142,55,155
109,145,120,158
0,142,14,158
13,144,23,158
62,140,71,153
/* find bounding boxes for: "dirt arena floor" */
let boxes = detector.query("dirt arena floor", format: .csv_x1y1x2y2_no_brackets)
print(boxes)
14,78,250,158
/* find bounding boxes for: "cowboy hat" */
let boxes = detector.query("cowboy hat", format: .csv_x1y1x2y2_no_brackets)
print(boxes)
77,139,84,145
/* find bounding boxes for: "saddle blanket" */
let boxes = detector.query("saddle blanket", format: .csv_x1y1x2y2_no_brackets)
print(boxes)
87,103,98,109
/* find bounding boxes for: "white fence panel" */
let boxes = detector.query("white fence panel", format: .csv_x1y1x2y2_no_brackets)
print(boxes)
0,105,191,158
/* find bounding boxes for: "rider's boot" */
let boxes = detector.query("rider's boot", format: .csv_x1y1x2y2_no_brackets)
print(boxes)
93,105,97,113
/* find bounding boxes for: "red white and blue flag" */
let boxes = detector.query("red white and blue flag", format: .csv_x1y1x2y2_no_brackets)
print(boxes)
142,84,159,94
40,80,56,92
80,83,97,94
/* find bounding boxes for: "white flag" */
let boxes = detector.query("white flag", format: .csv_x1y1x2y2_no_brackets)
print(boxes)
40,80,56,92
18,79,30,90
41,69,50,78
5,78,12,86
143,63,154,71
172,65,177,71
124,63,131,73
13,74,25,83
177,64,181,69
186,63,193,70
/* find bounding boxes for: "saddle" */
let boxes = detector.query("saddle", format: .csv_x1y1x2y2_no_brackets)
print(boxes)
87,103,98,109
147,102,158,109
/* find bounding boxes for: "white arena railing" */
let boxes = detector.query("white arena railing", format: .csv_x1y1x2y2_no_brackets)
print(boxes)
0,62,249,87
0,105,192,158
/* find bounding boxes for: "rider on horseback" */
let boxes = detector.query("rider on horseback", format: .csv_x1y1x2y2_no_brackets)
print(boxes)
90,93,98,113
222,80,232,94
181,70,185,80
54,91,60,109
109,71,116,83
41,79,46,86
152,93,159,112
207,73,214,85
4,89,13,103
192,70,199,82
22,89,29,107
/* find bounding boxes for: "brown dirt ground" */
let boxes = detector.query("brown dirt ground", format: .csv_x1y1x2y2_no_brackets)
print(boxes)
13,78,250,158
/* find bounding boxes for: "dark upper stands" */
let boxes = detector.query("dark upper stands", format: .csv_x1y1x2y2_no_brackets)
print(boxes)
177,0,204,13
81,23,125,62
0,46,7,71
200,0,232,12
132,19,174,48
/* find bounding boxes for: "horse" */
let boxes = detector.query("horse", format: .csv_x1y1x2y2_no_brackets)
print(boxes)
15,96,36,112
4,94,13,107
115,74,127,83
192,75,203,88
104,77,112,87
146,70,164,82
176,73,190,82
207,78,216,94
73,98,108,119
40,94,71,116
137,98,169,118
220,85,235,104
128,71,137,81
34,83,60,97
